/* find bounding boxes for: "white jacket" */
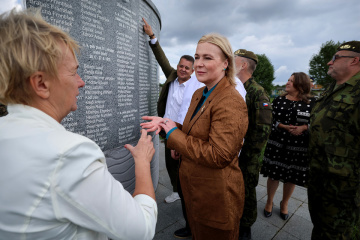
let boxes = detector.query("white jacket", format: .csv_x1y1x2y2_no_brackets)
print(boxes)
0,104,157,240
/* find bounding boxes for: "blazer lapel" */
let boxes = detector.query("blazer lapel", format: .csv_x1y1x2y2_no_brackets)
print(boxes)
182,89,203,133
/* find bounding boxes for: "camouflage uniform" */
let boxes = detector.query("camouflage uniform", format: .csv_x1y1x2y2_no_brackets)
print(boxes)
308,71,360,239
239,77,272,227
0,103,8,117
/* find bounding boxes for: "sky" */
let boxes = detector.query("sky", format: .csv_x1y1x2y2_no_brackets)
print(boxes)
150,0,360,85
2,0,359,86
0,0,22,12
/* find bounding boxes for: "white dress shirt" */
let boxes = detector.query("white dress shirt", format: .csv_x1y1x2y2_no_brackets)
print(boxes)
163,76,205,125
0,104,157,240
163,78,187,122
177,76,205,124
235,77,247,102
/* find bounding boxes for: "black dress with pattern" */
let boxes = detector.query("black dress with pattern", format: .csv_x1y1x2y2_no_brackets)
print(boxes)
260,96,315,187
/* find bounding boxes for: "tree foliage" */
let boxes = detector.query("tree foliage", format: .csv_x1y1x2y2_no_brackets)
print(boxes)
309,40,343,88
253,54,275,95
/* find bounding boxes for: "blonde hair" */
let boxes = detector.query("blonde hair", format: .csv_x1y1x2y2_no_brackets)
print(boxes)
198,33,236,86
0,8,79,105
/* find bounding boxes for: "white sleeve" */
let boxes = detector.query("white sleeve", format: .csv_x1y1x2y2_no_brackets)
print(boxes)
51,140,157,240
150,38,158,45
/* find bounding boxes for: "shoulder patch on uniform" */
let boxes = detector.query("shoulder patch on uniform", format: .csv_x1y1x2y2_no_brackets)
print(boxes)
263,103,269,107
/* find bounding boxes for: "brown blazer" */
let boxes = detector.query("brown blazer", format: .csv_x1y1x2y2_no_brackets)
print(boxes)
167,77,248,231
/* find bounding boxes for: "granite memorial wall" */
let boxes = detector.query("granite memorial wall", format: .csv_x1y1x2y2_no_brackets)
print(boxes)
26,0,161,193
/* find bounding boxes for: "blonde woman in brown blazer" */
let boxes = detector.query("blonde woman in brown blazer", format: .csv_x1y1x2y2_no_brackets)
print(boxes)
142,33,248,240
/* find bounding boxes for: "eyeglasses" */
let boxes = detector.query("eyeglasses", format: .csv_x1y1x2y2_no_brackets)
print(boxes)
331,55,355,62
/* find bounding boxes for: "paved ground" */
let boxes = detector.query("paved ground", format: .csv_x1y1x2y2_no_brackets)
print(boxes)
153,141,313,240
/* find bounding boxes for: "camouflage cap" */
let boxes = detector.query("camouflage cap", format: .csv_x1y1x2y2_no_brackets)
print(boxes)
234,49,258,64
337,41,360,53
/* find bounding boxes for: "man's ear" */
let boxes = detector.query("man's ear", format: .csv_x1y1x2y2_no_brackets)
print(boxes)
244,61,249,70
351,56,360,65
28,71,51,99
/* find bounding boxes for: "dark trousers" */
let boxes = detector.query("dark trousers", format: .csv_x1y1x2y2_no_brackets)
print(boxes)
308,173,359,240
238,161,259,228
178,159,190,231
164,139,179,192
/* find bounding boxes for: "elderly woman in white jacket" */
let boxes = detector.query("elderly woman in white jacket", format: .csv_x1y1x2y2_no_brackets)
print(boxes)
0,9,157,240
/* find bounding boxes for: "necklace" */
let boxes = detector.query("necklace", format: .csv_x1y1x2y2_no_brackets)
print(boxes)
286,94,299,101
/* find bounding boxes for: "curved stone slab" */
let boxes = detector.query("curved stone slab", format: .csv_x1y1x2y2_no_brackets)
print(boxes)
26,0,161,192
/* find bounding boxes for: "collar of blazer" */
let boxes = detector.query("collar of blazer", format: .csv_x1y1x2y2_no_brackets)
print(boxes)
183,76,232,133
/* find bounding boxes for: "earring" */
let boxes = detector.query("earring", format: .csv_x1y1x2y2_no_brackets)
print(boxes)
223,68,226,71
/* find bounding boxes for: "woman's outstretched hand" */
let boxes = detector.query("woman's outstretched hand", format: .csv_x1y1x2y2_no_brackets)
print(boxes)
159,118,177,133
141,116,177,135
141,116,164,134
124,129,156,200
124,129,155,164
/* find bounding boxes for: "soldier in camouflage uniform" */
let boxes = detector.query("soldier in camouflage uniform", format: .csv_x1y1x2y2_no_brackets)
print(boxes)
0,103,7,117
308,41,360,239
234,49,272,240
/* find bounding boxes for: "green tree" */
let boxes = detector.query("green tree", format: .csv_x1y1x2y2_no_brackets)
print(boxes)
253,54,275,95
309,40,343,88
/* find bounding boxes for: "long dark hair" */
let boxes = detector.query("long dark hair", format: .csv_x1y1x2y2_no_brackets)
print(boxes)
283,72,311,103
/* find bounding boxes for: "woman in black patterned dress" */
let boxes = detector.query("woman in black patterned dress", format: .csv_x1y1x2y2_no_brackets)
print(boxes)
261,72,315,220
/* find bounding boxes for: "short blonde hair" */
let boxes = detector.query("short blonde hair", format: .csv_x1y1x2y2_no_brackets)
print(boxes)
0,8,79,105
198,33,236,86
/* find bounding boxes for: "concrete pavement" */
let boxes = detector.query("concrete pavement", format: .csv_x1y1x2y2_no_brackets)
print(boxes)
153,141,313,240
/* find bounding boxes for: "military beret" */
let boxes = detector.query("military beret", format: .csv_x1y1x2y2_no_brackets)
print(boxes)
337,41,360,53
234,49,258,64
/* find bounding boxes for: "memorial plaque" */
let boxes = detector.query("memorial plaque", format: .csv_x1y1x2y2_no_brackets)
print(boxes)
26,0,161,193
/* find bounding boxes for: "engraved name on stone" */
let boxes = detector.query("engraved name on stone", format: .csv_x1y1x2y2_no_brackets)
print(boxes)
26,0,161,151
